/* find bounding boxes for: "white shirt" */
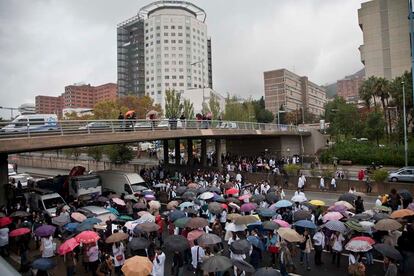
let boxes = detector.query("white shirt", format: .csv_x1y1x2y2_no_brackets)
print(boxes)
319,178,325,187
375,199,382,207
331,178,336,187
191,246,205,269
112,243,125,267
41,236,54,258
348,254,356,265
313,232,325,247
331,234,344,252
236,173,242,182
220,210,227,223
152,252,166,276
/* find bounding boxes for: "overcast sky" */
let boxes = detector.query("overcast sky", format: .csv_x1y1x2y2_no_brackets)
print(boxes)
0,0,366,118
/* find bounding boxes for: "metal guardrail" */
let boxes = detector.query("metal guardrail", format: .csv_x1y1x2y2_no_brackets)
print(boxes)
0,119,306,139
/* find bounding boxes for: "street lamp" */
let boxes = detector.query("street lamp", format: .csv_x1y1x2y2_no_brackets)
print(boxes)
191,59,205,106
402,81,408,167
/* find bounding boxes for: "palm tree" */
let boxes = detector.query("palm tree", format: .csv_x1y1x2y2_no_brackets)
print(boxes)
373,77,391,135
359,76,377,109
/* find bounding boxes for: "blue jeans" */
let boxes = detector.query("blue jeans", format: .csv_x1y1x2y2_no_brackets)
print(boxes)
365,251,373,265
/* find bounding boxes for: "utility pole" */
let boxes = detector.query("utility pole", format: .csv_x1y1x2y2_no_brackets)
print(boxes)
409,1,414,130
402,81,408,167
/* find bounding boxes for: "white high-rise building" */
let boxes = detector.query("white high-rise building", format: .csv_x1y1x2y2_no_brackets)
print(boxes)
117,1,212,109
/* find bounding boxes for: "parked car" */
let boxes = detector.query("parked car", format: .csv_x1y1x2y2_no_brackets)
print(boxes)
220,121,238,129
78,121,111,131
388,167,414,182
77,206,117,223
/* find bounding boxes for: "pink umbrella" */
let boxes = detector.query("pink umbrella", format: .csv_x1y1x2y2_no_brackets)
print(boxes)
328,205,347,213
145,194,156,200
187,229,205,241
240,203,257,213
75,231,100,244
228,203,240,210
273,219,290,228
351,236,375,245
71,212,86,222
238,194,251,201
58,238,80,255
323,211,343,222
112,198,126,206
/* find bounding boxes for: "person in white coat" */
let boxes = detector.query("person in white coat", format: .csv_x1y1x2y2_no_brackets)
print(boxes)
152,247,166,276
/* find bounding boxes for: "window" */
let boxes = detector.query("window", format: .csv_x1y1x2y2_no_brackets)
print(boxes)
164,26,168,29
178,26,183,29
164,40,168,43
164,32,168,36
171,33,176,36
165,76,170,79
171,25,175,29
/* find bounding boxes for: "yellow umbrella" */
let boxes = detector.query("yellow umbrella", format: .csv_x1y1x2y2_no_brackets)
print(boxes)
309,200,325,206
277,228,304,243
122,256,153,276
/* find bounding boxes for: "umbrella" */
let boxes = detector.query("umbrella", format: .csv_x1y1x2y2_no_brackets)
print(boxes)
223,182,234,189
233,260,255,273
345,220,365,232
168,210,186,221
214,195,226,203
125,110,135,117
351,213,372,221
75,231,100,244
186,217,208,229
208,202,223,214
226,197,241,205
225,188,239,195
374,219,402,231
176,186,187,195
359,221,375,230
174,217,190,228
179,202,194,209
144,194,155,200
265,193,279,203
202,256,233,273
225,222,247,232
398,189,412,200
208,187,221,193
293,210,312,221
63,223,79,232
187,182,199,189
262,221,279,230
257,209,276,217
328,205,348,213
199,192,215,200
167,201,179,210
323,211,343,222
277,228,303,243
9,227,30,237
254,267,281,276
118,215,133,221
324,220,347,233
239,194,251,201
0,217,12,228
136,213,155,224
10,211,30,218
94,224,107,230
164,235,189,251
146,109,159,118
228,203,240,210
71,212,87,222
187,229,204,241
374,205,392,213
251,194,265,203
128,237,150,250
31,258,56,270
230,239,252,254
112,198,126,206
294,220,316,229
247,235,264,250
137,211,151,217
390,209,414,219
76,222,94,232
135,222,160,233
240,203,257,213
133,203,147,210
97,196,109,203
121,256,153,276
58,238,79,255
34,225,56,237
148,200,161,210
309,200,325,206
105,232,129,244
153,183,167,188
198,233,222,245
274,200,292,208
291,194,307,203
84,217,102,224
273,219,290,228
335,201,354,210
106,208,119,216
352,236,375,245
374,243,402,260
373,212,390,221
124,194,138,201
234,215,260,225
52,213,71,226
338,193,357,204
182,191,196,201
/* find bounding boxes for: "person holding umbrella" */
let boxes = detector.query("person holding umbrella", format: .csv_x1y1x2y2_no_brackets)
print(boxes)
112,241,125,276
0,226,9,257
40,234,55,258
191,240,205,275
330,231,345,267
152,247,166,276
299,230,312,271
279,241,293,276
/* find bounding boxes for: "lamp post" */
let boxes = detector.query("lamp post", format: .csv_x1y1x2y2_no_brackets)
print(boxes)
402,81,408,167
191,59,205,107
409,1,414,128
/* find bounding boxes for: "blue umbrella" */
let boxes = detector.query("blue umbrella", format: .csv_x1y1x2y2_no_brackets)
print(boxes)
107,207,120,216
76,222,94,232
247,236,265,251
294,220,317,229
258,209,276,217
31,258,56,270
64,223,79,232
274,200,292,208
247,221,263,233
83,217,102,225
168,210,186,221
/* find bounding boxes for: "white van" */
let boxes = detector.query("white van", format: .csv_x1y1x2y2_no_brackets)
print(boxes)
9,173,32,188
8,164,16,176
96,170,149,195
1,114,58,133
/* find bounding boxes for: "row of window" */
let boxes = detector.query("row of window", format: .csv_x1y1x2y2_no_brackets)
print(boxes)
145,40,205,48
145,33,205,42
145,24,204,36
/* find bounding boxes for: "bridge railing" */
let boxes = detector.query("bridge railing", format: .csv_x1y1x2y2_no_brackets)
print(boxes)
0,119,305,139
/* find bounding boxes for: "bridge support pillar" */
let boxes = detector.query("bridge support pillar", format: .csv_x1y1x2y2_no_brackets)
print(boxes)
163,140,169,164
187,139,193,166
201,139,207,167
215,139,222,168
0,154,7,206
175,139,180,165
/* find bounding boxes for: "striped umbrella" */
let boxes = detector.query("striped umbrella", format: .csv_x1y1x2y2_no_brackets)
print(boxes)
345,239,372,252
324,220,346,233
351,236,375,245
345,220,365,232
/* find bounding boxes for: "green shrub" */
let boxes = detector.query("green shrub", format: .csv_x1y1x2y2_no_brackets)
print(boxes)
284,164,301,176
372,169,388,183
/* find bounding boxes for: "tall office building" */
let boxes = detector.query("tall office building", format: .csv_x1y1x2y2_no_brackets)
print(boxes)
358,0,411,80
117,1,212,108
264,69,327,119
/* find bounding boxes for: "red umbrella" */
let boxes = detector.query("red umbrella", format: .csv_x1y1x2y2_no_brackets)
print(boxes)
9,227,31,237
351,236,376,245
221,203,228,209
225,188,239,195
75,231,100,244
58,238,80,255
0,217,12,228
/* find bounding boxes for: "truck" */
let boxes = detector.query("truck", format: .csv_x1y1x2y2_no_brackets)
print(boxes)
27,188,68,219
96,170,149,196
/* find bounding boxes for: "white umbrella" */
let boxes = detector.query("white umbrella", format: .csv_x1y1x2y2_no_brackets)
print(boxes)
148,200,161,210
199,192,214,200
136,214,155,224
225,223,247,232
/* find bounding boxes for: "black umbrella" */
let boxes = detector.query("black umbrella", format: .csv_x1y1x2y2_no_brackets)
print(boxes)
197,233,222,245
164,235,189,251
293,210,312,222
373,212,390,221
254,267,281,276
398,189,413,201
202,256,233,272
97,196,109,203
76,222,94,232
168,210,186,221
128,237,150,251
352,213,372,221
230,239,251,254
265,193,279,203
374,243,402,260
338,193,357,204
250,194,265,203
182,191,196,201
197,187,208,194
176,186,188,195
233,260,255,273
262,221,279,231
208,202,223,214
209,187,221,194
226,197,241,205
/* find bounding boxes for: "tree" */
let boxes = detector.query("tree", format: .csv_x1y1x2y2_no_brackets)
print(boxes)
359,76,377,109
164,89,183,119
365,111,385,146
373,77,390,135
118,95,162,119
223,95,256,122
208,93,221,119
182,99,194,119
256,109,274,123
63,148,82,159
87,146,105,162
105,144,134,164
93,100,128,119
